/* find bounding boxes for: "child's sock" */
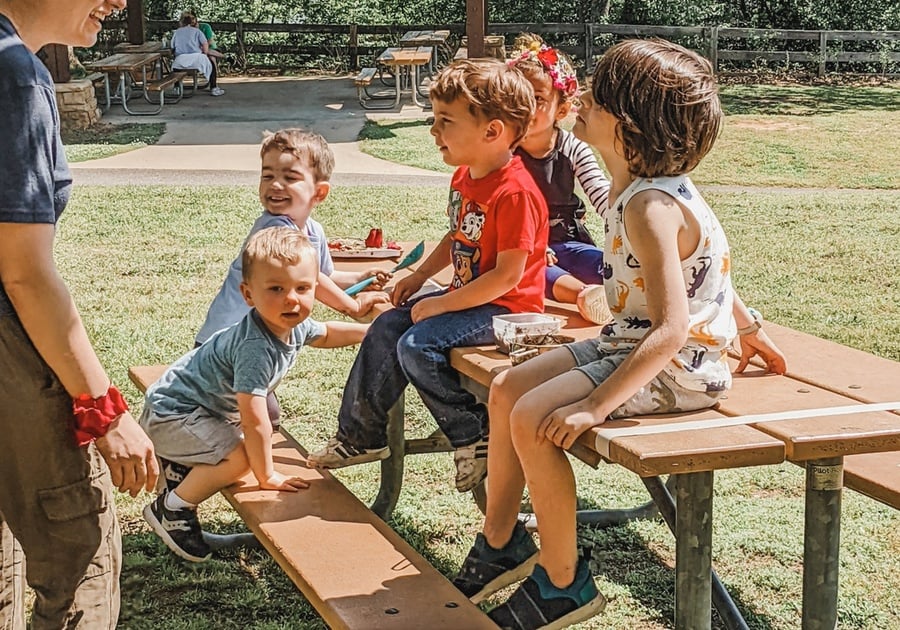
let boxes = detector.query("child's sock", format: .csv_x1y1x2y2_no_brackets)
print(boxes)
165,489,197,511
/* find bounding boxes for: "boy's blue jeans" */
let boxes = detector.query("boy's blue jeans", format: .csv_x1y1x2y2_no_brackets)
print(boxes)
337,292,510,450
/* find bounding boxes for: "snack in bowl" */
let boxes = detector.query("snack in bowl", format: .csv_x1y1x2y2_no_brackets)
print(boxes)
508,333,576,365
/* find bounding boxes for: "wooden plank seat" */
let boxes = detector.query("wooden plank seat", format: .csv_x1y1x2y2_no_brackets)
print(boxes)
172,67,205,97
128,365,495,630
135,70,188,114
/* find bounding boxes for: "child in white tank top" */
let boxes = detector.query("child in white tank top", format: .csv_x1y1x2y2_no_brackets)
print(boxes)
452,39,787,630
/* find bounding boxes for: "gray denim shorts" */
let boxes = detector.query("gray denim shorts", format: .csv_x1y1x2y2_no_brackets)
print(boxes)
565,338,724,419
138,405,242,466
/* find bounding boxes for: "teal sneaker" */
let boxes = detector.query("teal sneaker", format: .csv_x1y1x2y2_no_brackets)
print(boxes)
452,519,538,603
488,558,606,630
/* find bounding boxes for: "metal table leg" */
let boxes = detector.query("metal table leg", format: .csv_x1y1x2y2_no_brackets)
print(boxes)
371,393,406,520
674,471,714,630
643,476,749,630
802,457,842,630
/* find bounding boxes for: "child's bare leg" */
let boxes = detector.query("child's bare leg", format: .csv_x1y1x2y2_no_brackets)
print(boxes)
551,273,585,303
510,369,595,588
483,348,577,548
173,444,250,505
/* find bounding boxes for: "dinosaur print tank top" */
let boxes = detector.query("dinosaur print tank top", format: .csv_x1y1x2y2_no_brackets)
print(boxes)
598,176,736,393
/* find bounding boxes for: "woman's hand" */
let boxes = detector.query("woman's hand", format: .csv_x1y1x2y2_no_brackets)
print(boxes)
259,471,309,492
538,400,606,449
95,412,159,497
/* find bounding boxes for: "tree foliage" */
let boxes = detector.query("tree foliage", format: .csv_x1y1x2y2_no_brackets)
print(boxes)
145,0,899,30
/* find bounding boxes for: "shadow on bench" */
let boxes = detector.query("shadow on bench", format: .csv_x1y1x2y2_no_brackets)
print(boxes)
129,365,495,629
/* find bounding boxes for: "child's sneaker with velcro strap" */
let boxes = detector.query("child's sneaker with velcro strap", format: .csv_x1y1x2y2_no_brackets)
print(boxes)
454,436,488,492
307,436,390,468
488,558,606,630
452,519,538,603
142,490,211,563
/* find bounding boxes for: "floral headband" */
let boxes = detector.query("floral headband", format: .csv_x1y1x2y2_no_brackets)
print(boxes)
508,43,579,98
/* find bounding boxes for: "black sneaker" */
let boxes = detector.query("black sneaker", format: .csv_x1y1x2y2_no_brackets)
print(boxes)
452,520,539,603
488,559,606,630
160,458,193,494
142,490,212,562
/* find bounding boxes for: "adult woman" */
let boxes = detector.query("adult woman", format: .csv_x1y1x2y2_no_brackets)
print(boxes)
0,0,157,627
171,11,224,96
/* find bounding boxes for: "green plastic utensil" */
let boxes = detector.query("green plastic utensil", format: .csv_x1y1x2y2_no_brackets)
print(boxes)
344,241,426,297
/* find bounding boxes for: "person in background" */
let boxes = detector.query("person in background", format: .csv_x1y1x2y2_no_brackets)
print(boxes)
0,0,158,627
170,10,224,96
189,11,228,70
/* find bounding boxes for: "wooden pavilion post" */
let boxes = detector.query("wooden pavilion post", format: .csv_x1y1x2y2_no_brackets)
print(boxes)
466,0,486,58
38,44,70,82
126,0,145,44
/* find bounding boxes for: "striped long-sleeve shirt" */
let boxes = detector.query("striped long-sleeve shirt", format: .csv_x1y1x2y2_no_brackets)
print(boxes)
516,128,610,245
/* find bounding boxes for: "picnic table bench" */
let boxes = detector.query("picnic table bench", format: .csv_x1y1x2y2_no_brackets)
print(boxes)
128,365,495,630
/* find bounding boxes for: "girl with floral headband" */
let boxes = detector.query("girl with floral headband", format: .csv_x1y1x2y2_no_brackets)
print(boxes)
508,33,612,324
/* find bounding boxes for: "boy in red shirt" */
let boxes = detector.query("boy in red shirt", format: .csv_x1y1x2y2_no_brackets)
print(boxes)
309,58,549,492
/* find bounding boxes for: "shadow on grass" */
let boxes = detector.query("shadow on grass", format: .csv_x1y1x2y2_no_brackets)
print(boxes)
721,85,900,115
358,118,431,141
121,520,325,629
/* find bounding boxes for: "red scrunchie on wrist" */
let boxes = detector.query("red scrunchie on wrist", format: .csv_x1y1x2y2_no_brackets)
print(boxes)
72,385,129,447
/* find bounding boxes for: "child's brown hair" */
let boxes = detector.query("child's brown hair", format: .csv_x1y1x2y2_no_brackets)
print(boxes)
429,58,535,146
259,128,335,183
591,39,723,178
241,227,317,283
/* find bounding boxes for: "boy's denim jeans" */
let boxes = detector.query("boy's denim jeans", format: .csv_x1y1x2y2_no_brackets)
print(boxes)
337,292,510,449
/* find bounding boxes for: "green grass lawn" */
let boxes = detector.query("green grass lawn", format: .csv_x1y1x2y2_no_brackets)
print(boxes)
359,84,900,190
62,122,166,162
57,181,899,629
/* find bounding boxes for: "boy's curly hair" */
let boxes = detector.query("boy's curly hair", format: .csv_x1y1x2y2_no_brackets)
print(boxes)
259,128,335,183
591,39,723,178
429,58,535,146
242,227,317,283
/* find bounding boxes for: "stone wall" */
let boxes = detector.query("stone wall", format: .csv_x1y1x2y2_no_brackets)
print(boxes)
54,79,102,131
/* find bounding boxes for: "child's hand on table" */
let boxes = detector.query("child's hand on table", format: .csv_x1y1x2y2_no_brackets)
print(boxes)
259,471,309,492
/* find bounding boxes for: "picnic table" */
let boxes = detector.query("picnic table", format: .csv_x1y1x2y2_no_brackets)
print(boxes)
398,30,451,73
374,47,433,109
333,241,900,630
85,51,177,115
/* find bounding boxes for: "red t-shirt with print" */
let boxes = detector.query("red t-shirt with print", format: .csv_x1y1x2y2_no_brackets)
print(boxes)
446,156,548,313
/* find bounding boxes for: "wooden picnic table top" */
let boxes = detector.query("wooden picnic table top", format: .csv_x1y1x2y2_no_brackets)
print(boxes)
86,51,162,73
377,47,433,66
113,40,171,55
399,30,450,47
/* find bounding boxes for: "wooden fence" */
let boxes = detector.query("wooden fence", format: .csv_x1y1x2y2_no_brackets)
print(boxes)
96,21,900,76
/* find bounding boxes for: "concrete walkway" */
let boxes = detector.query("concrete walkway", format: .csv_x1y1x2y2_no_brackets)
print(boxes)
71,75,450,187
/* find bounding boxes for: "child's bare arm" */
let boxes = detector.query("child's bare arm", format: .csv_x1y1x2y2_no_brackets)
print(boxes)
237,393,308,491
539,192,691,447
314,272,388,319
330,268,392,290
732,292,787,374
309,321,368,348
410,249,528,323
